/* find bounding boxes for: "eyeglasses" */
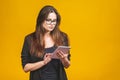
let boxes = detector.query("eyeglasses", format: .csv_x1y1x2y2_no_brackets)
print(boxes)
45,19,57,25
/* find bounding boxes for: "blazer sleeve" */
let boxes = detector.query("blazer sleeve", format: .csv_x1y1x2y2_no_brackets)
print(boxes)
63,34,71,61
21,36,31,68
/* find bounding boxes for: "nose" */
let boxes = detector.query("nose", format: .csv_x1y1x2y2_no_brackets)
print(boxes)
51,22,54,25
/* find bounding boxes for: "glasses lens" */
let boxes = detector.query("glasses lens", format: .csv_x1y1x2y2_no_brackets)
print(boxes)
46,19,56,25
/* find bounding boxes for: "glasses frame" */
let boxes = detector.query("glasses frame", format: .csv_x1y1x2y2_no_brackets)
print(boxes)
45,18,57,25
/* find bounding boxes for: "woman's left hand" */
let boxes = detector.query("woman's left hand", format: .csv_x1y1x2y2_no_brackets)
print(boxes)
56,51,68,59
56,50,70,68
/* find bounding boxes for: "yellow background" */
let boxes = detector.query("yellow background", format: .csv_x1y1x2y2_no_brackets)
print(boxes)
0,0,120,80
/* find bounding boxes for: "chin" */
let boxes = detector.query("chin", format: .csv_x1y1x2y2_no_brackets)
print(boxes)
46,29,54,32
49,29,54,31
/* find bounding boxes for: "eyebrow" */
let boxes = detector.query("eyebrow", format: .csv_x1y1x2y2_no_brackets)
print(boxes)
46,18,57,20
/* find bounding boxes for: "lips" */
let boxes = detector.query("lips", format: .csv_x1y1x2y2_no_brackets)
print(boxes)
48,25,55,29
49,26,53,29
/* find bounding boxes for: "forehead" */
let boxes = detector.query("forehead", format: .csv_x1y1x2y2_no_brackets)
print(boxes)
47,12,57,19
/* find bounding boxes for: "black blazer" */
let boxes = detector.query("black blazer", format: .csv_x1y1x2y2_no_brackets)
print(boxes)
21,32,70,80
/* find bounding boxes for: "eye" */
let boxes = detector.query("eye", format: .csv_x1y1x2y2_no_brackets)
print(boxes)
46,19,57,22
45,18,57,25
52,19,57,22
46,19,51,21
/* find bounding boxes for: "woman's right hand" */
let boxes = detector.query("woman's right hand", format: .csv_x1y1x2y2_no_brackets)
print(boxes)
43,53,52,65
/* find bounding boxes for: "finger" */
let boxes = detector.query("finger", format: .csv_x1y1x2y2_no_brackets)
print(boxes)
56,51,61,57
57,51,65,58
59,51,68,59
44,53,48,57
46,53,52,57
59,51,64,55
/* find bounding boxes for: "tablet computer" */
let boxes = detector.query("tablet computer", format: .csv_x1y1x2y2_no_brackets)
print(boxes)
51,46,71,59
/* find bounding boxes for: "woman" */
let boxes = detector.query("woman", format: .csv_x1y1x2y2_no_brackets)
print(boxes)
21,5,71,80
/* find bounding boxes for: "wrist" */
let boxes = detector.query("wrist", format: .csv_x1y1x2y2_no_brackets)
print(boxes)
60,56,67,60
41,61,46,65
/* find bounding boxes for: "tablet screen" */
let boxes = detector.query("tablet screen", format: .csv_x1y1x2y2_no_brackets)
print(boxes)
51,46,70,59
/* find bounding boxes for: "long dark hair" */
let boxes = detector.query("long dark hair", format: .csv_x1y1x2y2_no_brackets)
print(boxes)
30,5,69,57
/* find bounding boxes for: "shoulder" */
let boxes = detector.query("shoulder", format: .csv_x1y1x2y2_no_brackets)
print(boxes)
24,32,35,44
60,31,68,38
24,32,35,41
60,31,70,46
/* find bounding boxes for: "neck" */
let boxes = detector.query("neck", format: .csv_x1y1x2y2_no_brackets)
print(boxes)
44,31,51,37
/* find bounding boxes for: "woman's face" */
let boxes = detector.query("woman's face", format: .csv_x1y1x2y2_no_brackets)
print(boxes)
42,12,57,32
